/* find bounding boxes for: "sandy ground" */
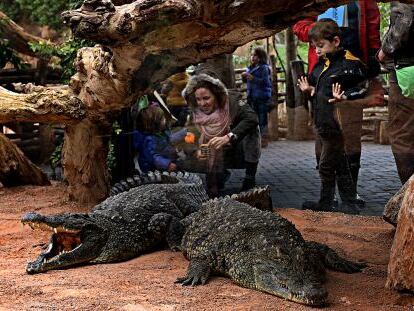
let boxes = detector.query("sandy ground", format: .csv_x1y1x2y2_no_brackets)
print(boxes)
0,182,413,310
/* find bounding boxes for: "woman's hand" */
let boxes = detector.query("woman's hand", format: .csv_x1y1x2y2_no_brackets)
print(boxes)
167,162,177,172
208,135,231,150
196,149,207,160
328,83,346,103
241,72,254,81
297,76,315,96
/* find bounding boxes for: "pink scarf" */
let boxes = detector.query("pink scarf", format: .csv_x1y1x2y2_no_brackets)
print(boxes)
193,102,230,144
192,100,231,175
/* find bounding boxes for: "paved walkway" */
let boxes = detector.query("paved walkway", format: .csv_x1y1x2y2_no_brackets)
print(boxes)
224,140,402,216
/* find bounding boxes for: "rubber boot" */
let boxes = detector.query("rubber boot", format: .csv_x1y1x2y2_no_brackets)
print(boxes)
302,182,335,212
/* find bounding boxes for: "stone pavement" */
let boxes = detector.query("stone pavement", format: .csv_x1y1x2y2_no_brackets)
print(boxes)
224,140,402,216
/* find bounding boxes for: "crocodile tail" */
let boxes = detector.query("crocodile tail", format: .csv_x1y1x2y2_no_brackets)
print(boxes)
306,241,366,274
109,171,205,197
230,186,273,211
110,171,169,196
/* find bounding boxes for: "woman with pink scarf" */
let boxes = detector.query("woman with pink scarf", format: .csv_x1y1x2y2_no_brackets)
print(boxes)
182,74,261,197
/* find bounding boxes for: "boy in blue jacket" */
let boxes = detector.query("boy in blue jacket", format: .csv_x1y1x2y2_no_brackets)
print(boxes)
298,19,367,213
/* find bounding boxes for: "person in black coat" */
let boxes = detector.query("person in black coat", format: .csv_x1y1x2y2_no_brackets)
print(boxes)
298,19,367,213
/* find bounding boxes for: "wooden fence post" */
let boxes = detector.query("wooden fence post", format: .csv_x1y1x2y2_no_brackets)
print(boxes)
268,55,279,141
290,60,313,140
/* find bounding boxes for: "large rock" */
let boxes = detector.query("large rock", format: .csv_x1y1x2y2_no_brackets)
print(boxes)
386,175,414,292
383,179,409,226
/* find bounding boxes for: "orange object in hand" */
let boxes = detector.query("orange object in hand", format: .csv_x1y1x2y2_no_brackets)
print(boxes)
185,132,195,144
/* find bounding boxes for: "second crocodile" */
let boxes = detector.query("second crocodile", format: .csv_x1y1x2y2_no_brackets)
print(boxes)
176,198,366,306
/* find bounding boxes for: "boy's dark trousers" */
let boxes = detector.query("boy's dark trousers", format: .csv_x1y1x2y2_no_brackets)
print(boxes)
317,133,357,210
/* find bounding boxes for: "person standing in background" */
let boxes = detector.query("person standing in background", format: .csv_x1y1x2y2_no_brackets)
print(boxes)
242,47,272,148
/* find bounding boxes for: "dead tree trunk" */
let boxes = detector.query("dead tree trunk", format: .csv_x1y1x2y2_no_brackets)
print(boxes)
0,133,50,186
62,119,111,203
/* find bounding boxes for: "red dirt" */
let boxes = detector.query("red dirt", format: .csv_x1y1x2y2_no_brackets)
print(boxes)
1,182,413,310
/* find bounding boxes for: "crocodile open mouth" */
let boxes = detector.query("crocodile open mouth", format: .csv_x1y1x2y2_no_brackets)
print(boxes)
23,221,82,273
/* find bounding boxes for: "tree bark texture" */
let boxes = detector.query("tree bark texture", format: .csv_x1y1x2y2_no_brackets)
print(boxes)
0,85,85,123
62,119,111,203
386,175,414,292
3,0,414,203
0,133,50,187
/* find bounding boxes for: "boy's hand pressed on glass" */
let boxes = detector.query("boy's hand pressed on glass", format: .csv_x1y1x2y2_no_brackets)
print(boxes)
297,76,315,96
328,83,346,103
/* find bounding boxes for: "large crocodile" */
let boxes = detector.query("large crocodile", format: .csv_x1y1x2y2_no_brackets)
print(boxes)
176,197,365,306
22,171,209,274
22,171,271,274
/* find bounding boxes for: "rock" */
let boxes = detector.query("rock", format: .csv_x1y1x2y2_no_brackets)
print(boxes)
383,179,410,226
386,176,414,292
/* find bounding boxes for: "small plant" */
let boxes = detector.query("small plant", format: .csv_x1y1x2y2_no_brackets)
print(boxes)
107,121,122,174
0,39,25,69
29,37,92,83
49,140,63,180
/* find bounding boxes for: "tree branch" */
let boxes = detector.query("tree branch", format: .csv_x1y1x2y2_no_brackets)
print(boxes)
0,11,50,57
0,86,86,123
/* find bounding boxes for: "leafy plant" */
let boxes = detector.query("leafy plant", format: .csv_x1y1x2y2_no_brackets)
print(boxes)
107,121,122,174
0,39,25,69
0,0,83,30
50,141,63,170
378,3,391,38
29,37,92,83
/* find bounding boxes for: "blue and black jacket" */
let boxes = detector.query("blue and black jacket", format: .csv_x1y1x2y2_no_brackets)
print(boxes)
246,63,272,101
308,49,367,137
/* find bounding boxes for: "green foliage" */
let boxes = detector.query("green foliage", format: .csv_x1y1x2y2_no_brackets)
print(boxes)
233,54,249,68
0,0,82,30
29,37,92,83
49,141,63,170
0,39,25,69
107,122,122,174
378,3,391,38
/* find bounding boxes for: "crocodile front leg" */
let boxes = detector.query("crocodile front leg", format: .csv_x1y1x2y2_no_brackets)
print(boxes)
175,257,211,286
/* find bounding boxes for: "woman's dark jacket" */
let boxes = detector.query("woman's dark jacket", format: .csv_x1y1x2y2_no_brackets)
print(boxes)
308,49,367,137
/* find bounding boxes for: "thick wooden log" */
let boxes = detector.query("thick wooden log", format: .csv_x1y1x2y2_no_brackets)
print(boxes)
0,133,50,187
62,119,111,203
386,176,414,292
0,86,85,124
